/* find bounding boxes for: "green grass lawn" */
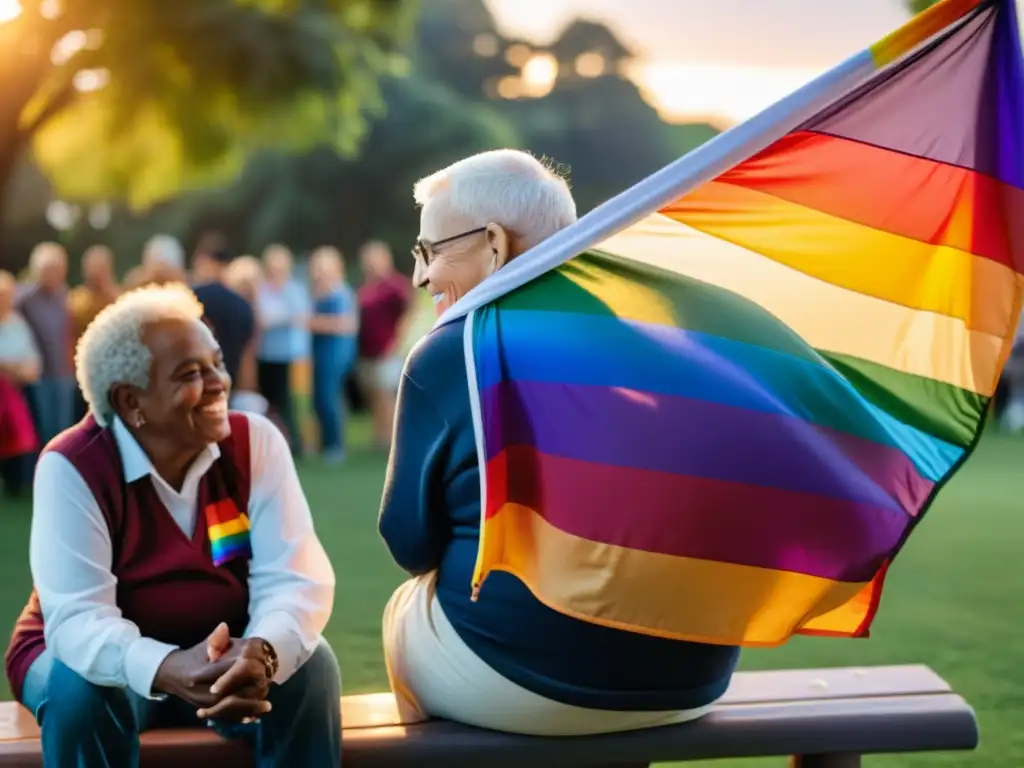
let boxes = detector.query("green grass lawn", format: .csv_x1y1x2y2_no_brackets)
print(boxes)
2,418,1022,766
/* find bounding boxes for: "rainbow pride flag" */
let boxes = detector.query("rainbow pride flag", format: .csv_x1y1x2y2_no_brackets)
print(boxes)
205,498,252,567
446,0,1024,646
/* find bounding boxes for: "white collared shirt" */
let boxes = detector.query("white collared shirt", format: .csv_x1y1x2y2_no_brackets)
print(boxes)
29,412,335,699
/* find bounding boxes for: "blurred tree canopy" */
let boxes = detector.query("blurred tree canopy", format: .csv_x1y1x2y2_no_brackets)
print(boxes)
4,0,721,278
906,0,940,13
0,0,412,270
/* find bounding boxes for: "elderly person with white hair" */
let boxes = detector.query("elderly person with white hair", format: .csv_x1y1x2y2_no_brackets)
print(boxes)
17,242,75,443
123,234,188,289
5,284,340,767
379,150,739,736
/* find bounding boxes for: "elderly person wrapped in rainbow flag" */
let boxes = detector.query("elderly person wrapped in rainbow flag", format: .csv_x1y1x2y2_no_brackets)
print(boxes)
379,0,1024,736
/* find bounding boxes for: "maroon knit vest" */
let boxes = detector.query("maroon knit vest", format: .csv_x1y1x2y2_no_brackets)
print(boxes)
4,413,252,703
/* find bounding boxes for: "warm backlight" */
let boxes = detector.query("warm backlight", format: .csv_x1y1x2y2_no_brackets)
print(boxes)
0,0,21,24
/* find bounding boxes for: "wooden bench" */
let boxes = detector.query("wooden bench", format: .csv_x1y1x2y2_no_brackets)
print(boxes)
0,664,978,766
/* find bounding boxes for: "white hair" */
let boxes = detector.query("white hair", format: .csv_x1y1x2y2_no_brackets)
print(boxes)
142,234,185,271
76,283,205,426
28,242,67,277
413,149,577,249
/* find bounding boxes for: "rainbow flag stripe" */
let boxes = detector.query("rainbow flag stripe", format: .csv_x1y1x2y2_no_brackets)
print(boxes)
462,0,1024,646
205,498,252,567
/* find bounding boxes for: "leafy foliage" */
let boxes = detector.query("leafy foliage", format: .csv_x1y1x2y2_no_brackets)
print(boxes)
4,0,722,275
98,73,520,262
0,0,414,209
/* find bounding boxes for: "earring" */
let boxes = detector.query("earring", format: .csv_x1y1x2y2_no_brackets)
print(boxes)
135,412,146,428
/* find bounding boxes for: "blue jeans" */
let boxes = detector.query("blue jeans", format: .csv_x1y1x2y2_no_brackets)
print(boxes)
312,353,354,454
21,639,342,768
27,377,76,444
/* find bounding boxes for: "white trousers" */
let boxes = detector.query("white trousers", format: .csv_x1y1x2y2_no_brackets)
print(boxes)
382,572,716,736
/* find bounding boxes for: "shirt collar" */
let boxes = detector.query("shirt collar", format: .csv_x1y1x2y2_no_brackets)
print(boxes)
111,416,221,484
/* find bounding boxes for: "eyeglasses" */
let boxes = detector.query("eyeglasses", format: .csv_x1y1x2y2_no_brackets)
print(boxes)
412,227,486,265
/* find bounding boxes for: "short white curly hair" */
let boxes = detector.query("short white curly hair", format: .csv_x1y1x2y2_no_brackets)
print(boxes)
413,149,576,250
76,283,205,426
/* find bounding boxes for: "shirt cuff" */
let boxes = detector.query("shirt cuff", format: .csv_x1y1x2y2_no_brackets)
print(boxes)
246,612,312,685
124,637,179,700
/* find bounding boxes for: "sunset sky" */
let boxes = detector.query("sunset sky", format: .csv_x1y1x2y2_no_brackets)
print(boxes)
484,0,918,125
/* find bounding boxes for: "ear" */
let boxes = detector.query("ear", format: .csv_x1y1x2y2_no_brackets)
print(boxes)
485,224,511,273
109,383,142,425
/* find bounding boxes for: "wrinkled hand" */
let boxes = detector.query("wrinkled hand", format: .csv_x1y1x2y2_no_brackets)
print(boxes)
194,636,274,721
152,624,236,709
153,624,270,722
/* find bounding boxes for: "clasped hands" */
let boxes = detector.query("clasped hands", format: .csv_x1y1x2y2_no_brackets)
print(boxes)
153,622,273,722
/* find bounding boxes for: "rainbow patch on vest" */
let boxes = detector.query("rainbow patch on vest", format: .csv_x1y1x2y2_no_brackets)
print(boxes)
205,499,252,566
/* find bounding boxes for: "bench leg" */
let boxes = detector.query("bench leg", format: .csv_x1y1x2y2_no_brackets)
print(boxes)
791,754,862,768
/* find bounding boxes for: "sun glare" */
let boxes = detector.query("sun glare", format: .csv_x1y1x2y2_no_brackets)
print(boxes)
0,0,22,24
634,62,821,127
520,53,559,97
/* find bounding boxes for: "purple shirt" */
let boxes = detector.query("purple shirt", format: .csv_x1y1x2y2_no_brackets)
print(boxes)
16,284,70,378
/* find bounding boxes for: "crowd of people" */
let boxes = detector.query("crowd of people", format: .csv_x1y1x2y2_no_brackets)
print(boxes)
0,151,755,768
2,147,1024,767
0,233,417,498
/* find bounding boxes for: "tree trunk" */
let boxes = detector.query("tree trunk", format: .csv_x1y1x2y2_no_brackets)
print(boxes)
0,10,77,274
0,143,22,274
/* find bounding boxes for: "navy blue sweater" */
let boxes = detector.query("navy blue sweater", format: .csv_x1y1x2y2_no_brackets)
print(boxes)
378,316,740,711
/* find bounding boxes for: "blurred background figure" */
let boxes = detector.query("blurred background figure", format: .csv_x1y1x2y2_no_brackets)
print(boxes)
123,234,187,289
16,243,74,445
308,246,359,464
0,271,40,498
256,244,309,456
394,289,440,362
190,232,255,391
219,253,291,435
357,241,411,451
67,245,119,420
224,255,264,398
999,312,1024,432
224,255,263,308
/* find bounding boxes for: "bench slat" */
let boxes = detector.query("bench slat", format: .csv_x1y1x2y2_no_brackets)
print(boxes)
337,694,978,767
718,664,952,705
0,665,955,741
337,665,957,731
0,694,978,767
0,666,979,767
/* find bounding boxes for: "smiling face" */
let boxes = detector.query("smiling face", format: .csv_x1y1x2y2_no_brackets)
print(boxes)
133,317,232,448
414,194,510,315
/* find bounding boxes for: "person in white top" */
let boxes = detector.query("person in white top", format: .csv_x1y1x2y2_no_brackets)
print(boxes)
6,283,340,767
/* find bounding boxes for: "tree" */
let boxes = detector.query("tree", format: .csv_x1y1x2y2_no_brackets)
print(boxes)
40,0,720,273
906,0,940,13
105,72,521,264
0,0,413,270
